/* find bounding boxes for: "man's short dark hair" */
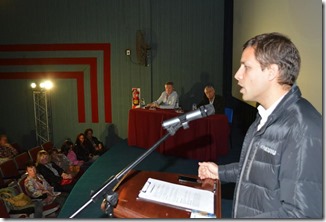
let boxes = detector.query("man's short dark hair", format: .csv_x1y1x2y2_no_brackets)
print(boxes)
243,32,300,86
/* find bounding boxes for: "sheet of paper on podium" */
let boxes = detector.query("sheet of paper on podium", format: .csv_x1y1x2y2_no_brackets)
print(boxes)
138,178,214,214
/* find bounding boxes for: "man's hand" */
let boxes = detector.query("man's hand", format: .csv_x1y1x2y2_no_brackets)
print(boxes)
198,162,219,180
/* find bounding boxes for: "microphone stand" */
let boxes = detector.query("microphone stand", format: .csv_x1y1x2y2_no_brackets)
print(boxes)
69,121,184,218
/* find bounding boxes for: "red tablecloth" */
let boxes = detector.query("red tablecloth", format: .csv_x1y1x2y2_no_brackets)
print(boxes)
127,108,230,161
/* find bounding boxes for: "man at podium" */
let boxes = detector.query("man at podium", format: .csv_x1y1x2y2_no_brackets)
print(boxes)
198,32,322,218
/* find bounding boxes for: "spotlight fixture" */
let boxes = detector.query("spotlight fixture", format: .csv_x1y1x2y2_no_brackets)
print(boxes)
43,80,53,90
30,82,37,88
30,80,53,90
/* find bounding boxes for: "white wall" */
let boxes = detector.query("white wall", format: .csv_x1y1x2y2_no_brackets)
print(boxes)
232,0,322,113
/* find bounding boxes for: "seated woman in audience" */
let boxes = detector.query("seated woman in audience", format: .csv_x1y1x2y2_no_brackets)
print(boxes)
60,140,91,172
74,133,98,163
35,150,75,193
0,134,18,161
24,160,66,207
48,148,71,172
84,128,107,156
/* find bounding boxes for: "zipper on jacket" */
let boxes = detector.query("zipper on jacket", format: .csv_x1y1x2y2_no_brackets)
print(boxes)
245,143,259,181
234,138,255,218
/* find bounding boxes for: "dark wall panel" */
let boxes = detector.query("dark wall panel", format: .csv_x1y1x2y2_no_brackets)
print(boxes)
0,0,225,149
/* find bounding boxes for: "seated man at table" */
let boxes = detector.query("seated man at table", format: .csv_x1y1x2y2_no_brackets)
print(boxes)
197,84,225,114
146,81,179,109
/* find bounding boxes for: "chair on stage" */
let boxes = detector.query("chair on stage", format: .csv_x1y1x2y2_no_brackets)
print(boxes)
224,107,234,124
224,107,234,149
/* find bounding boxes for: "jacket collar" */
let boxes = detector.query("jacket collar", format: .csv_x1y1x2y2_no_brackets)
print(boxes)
256,84,301,133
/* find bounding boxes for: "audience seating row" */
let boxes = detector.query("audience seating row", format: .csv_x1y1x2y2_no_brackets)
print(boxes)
0,183,60,218
0,141,55,188
17,174,60,217
0,187,35,218
0,141,59,218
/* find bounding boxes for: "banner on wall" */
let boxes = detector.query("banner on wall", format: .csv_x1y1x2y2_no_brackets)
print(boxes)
132,88,141,109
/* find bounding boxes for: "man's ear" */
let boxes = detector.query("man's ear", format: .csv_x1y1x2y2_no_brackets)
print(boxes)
267,64,279,81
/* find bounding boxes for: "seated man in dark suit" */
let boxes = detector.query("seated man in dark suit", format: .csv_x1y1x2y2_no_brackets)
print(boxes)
197,84,225,114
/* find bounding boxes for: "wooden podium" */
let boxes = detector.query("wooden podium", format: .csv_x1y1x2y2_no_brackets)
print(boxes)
113,170,221,218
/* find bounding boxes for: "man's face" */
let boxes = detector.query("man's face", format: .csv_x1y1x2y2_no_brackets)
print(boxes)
165,84,173,95
234,46,271,104
204,87,215,100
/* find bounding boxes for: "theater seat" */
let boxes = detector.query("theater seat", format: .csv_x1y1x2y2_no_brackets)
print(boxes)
17,174,60,217
0,187,35,218
11,142,23,154
14,152,32,174
28,146,43,162
41,141,54,153
0,175,6,189
0,159,21,185
224,107,234,124
0,198,33,218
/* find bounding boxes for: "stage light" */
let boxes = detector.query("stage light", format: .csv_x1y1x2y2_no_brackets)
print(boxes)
34,80,53,90
31,82,37,88
43,80,53,90
31,80,53,145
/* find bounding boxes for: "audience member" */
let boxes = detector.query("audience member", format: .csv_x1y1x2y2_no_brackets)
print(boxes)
48,148,71,172
198,33,322,218
35,150,75,193
24,160,66,207
0,134,18,160
61,140,90,172
74,133,98,163
146,81,179,109
84,128,107,156
196,84,225,114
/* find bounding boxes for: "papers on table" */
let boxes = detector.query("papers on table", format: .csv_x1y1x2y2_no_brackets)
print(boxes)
138,178,215,214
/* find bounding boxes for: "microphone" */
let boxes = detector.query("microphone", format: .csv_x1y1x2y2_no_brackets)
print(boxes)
162,104,215,135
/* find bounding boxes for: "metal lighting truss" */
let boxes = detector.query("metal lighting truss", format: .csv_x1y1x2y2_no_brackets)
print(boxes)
33,90,53,145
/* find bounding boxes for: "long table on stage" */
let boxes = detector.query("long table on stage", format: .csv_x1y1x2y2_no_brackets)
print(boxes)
114,170,221,218
128,108,230,161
